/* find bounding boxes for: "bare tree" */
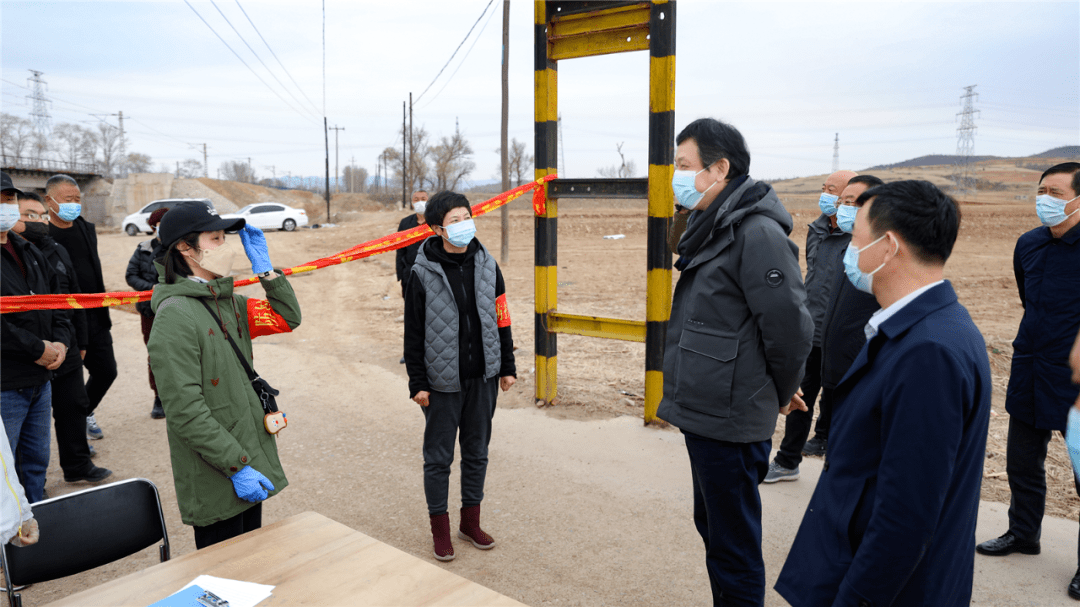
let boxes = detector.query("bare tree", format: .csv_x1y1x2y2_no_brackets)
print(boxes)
94,122,124,177
178,159,204,178
508,138,532,186
52,123,96,167
219,160,257,183
429,129,475,192
384,124,431,194
597,142,637,178
342,165,368,193
0,113,34,162
126,152,153,173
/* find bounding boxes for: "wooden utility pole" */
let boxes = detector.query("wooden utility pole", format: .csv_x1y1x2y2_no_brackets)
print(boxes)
323,118,331,222
408,92,414,208
500,0,511,264
402,102,407,208
330,125,345,193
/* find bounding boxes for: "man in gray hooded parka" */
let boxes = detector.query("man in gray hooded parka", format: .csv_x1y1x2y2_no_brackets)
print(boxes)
658,118,813,606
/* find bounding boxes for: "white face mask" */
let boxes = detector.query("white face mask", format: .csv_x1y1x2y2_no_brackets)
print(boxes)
0,203,19,232
413,199,427,215
193,240,238,278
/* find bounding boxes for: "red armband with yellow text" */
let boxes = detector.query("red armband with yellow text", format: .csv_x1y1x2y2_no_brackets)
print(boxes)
495,294,511,328
247,298,293,338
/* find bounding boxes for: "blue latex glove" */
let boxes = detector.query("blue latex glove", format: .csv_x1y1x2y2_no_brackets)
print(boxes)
238,225,273,274
230,465,275,502
1068,407,1080,482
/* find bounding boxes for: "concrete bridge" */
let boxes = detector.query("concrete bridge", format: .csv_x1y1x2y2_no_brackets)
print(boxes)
2,157,113,225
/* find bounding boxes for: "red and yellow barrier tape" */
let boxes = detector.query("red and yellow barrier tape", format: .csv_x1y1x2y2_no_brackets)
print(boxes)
1,176,554,314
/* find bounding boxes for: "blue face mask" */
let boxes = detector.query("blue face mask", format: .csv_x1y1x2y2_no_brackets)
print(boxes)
442,217,476,248
1067,407,1080,483
0,204,19,232
1035,193,1079,227
672,167,718,210
818,192,839,216
836,205,857,233
843,233,891,295
56,202,81,222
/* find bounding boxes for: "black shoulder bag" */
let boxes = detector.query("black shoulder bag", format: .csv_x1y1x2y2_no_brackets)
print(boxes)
199,299,288,434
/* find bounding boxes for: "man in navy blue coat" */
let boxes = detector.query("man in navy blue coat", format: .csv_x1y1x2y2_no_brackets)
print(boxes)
976,162,1080,600
775,180,992,606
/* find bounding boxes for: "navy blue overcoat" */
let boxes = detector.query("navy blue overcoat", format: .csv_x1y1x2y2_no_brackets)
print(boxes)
775,281,992,607
1005,223,1080,431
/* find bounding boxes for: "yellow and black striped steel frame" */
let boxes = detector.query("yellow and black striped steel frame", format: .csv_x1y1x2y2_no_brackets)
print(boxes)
534,1,675,421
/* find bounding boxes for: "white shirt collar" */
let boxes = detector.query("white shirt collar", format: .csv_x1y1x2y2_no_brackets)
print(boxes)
864,280,945,340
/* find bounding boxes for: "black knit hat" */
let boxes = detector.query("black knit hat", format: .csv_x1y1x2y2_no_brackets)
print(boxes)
158,201,244,249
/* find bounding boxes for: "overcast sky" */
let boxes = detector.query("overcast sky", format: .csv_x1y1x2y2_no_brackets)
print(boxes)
2,0,1077,185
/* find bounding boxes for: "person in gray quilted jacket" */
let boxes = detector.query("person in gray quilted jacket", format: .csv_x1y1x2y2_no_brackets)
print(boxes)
404,190,516,562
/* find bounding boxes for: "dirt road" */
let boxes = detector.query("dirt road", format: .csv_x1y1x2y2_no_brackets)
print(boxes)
15,198,1078,606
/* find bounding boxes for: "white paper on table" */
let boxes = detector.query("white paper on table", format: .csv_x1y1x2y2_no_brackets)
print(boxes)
179,574,274,607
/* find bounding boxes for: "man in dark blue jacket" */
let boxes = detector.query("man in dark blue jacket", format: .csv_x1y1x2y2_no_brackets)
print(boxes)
976,162,1080,600
776,180,992,606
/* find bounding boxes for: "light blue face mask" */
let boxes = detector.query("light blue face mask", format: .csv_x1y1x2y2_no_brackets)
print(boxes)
1035,193,1079,227
442,217,476,248
1067,407,1080,483
818,192,839,216
0,203,19,232
843,233,891,295
671,167,718,210
56,202,81,222
836,205,857,233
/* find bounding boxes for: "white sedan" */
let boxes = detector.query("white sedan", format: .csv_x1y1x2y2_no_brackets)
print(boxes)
223,203,308,232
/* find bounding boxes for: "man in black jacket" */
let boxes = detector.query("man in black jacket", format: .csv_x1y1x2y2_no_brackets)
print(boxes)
1,172,74,502
45,174,116,441
12,193,112,484
125,207,168,419
396,190,429,364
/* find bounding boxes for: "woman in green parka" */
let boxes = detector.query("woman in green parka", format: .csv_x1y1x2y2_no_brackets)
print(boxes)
147,201,301,549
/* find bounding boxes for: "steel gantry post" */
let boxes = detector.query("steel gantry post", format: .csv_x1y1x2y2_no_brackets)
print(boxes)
533,1,676,422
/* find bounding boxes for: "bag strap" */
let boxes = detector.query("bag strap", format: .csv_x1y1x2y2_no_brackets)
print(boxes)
198,298,258,383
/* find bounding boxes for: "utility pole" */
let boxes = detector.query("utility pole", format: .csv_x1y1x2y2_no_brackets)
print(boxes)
247,157,252,183
408,92,414,208
117,111,126,176
202,143,208,177
500,0,510,264
953,85,979,199
402,102,407,209
26,70,52,138
323,117,331,222
350,155,356,192
329,125,345,193
176,161,180,178
832,133,839,173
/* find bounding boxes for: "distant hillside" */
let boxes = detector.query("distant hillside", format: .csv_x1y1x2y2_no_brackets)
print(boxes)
867,146,1079,171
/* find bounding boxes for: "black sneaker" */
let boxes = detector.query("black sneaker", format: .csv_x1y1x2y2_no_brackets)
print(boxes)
151,396,165,419
64,466,113,483
399,357,406,364
802,436,828,457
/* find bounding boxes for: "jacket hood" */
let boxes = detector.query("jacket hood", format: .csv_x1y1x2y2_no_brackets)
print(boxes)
149,260,235,313
711,177,793,236
417,236,481,269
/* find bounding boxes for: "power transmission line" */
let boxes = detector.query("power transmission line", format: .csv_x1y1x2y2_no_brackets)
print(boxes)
183,0,317,124
26,70,52,136
234,0,322,117
208,0,320,120
418,0,499,111
414,0,495,103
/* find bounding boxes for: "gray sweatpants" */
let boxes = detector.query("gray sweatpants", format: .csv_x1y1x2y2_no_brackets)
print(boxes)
421,377,499,515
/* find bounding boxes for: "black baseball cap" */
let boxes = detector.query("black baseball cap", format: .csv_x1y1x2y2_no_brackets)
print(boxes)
158,201,245,249
1,172,24,196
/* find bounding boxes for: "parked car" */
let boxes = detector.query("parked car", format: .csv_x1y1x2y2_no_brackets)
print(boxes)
222,203,308,232
122,198,216,236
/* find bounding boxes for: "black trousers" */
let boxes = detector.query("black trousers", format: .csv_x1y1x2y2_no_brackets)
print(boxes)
193,503,263,549
50,367,95,477
421,377,498,516
83,334,117,415
1006,415,1080,561
684,431,771,607
775,346,831,469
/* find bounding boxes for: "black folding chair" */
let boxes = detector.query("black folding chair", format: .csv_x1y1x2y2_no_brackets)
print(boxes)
1,478,170,607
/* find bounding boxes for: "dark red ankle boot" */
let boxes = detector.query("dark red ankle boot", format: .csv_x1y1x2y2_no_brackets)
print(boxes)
429,513,455,561
458,504,495,549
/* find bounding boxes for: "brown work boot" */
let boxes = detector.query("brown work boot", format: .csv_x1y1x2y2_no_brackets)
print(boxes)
429,513,455,561
458,504,496,549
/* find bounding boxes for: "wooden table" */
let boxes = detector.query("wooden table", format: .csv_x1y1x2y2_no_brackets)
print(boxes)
43,511,526,606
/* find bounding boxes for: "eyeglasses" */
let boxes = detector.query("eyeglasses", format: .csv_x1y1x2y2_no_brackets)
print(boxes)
20,212,48,221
